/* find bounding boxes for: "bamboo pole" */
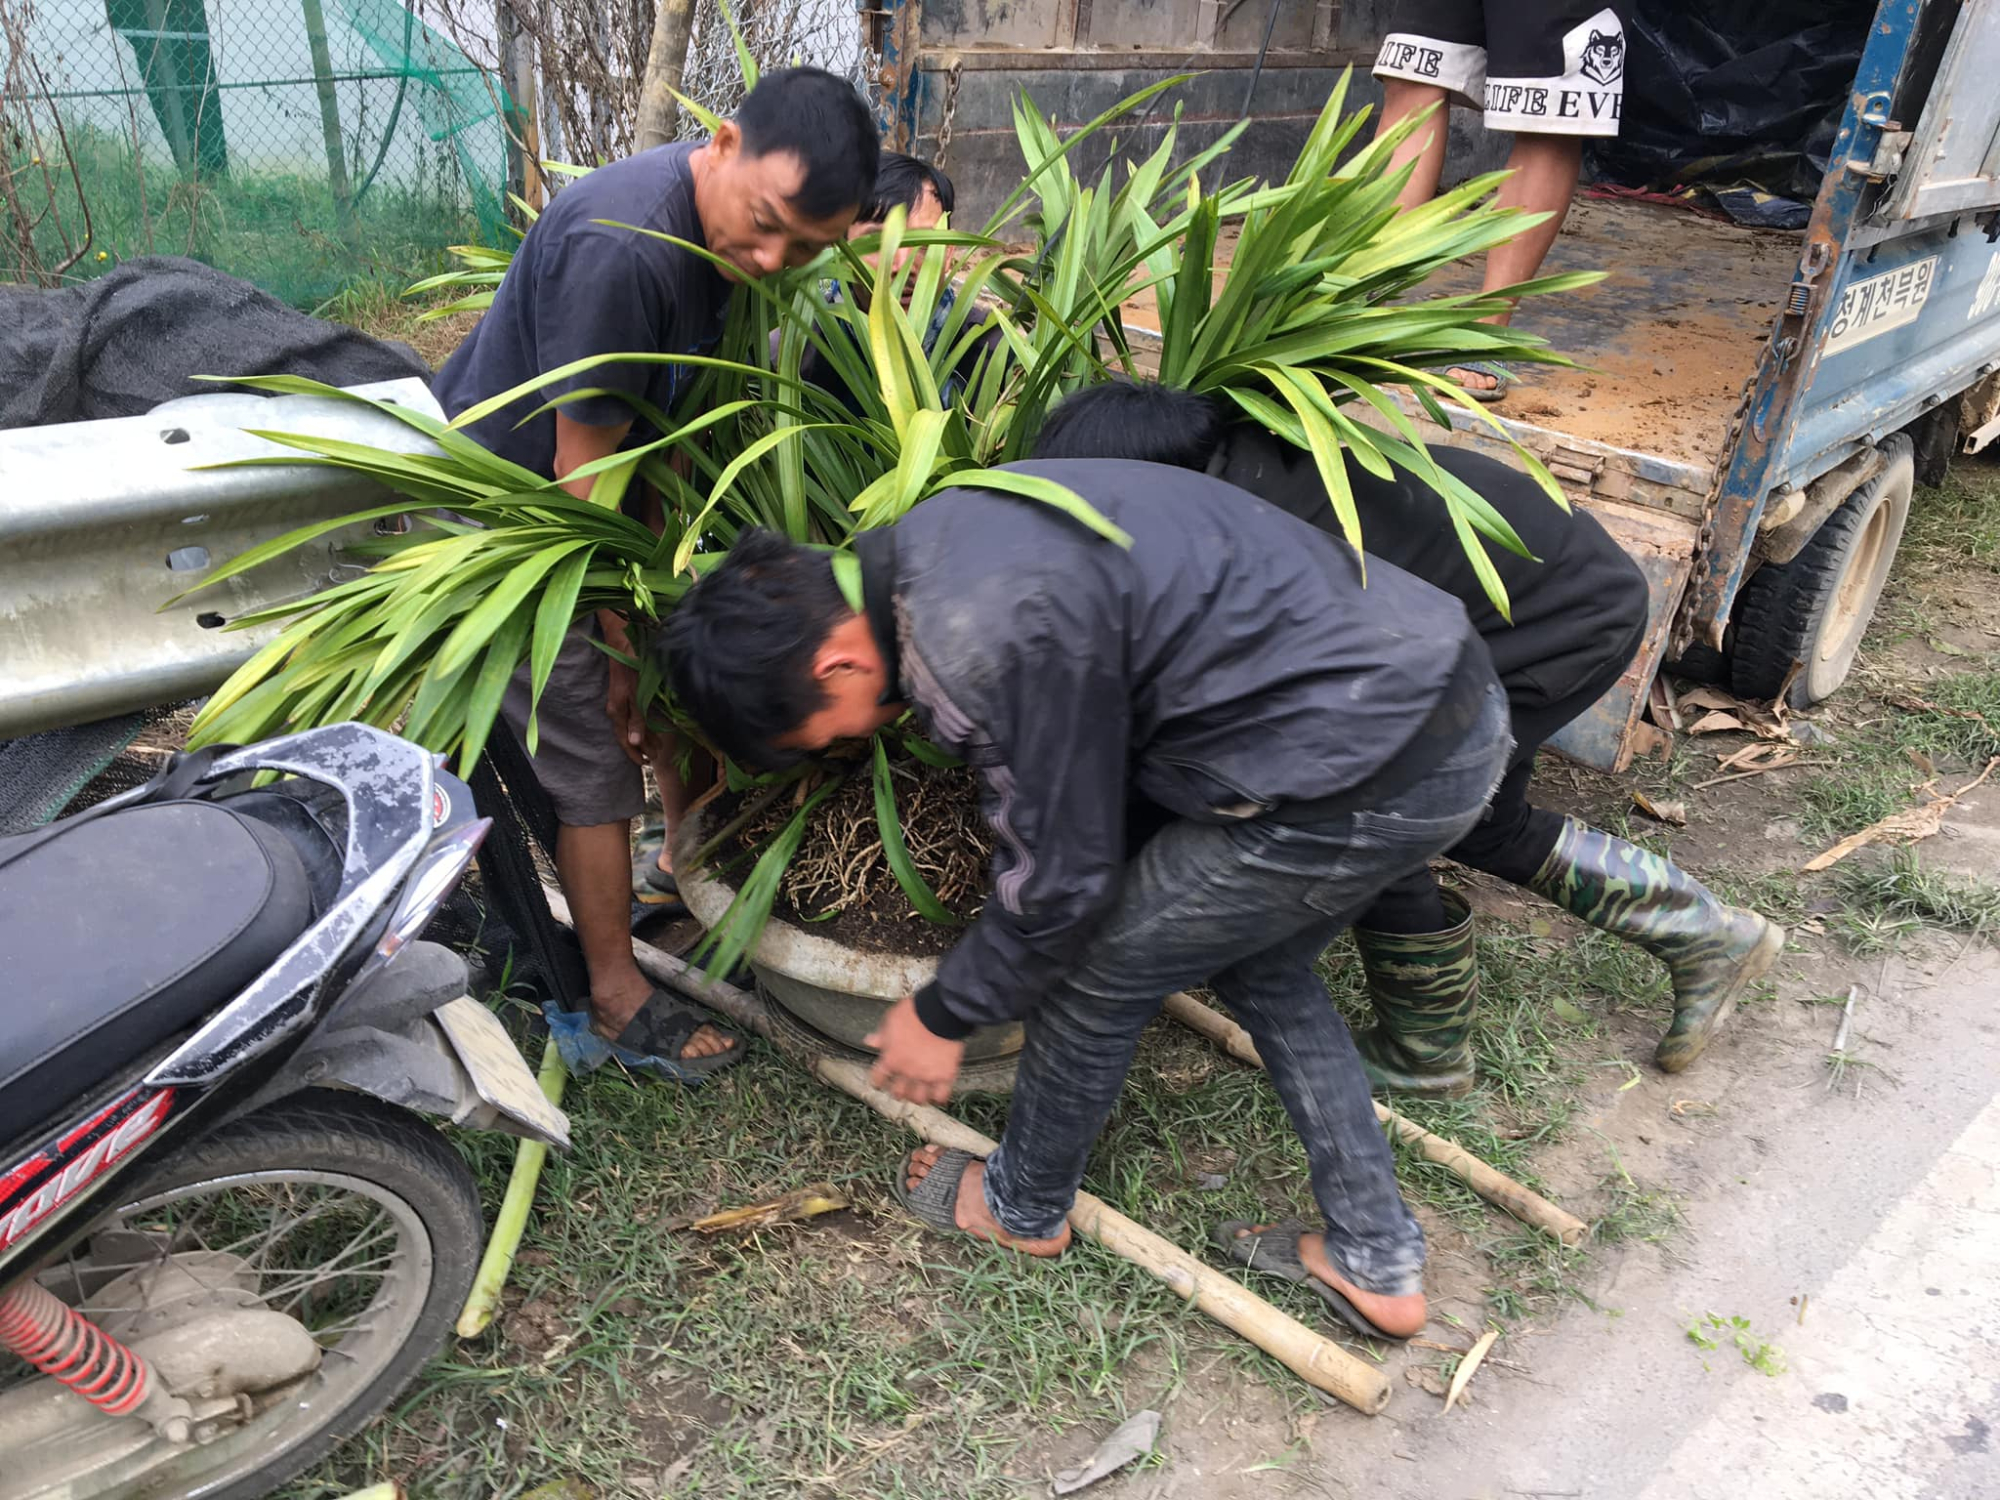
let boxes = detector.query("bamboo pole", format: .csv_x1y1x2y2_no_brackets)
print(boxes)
810,1055,1391,1413
635,0,697,151
456,1036,568,1337
1160,991,1589,1247
299,0,358,243
548,888,1393,1413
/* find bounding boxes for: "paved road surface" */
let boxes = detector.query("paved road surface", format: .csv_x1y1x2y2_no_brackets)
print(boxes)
1342,943,2000,1500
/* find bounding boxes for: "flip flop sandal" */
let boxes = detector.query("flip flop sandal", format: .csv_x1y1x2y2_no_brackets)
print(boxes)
1210,1219,1411,1342
1449,360,1516,403
608,988,746,1080
890,1146,982,1235
632,848,688,914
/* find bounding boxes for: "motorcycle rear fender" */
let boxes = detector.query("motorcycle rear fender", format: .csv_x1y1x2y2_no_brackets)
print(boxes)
245,942,569,1148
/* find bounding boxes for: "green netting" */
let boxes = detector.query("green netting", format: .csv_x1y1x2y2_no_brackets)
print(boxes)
5,0,511,308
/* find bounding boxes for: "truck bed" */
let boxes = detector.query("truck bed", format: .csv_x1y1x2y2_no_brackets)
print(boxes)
1120,195,1798,517
1421,196,1796,480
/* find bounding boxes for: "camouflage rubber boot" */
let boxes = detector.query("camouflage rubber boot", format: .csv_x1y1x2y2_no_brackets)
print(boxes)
1529,817,1786,1073
1353,888,1479,1098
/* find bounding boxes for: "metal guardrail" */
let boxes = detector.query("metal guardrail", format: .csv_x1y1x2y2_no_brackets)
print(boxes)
0,378,444,741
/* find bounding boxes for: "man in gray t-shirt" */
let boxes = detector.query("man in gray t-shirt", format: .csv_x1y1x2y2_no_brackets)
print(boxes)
434,68,878,1072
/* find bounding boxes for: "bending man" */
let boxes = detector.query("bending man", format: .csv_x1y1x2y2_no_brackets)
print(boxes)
662,458,1515,1340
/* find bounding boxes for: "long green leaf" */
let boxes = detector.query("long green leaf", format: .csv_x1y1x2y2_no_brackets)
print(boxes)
872,739,959,925
942,468,1133,548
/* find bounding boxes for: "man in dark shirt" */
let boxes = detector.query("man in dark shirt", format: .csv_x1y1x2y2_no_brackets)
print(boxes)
660,462,1517,1340
1031,381,1784,1091
433,68,878,1072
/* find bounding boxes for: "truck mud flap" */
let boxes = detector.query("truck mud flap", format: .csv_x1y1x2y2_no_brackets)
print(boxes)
1545,499,1700,774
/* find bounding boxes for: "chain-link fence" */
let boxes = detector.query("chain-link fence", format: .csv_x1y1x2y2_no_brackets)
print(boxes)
425,0,875,193
1,0,873,307
2,0,514,305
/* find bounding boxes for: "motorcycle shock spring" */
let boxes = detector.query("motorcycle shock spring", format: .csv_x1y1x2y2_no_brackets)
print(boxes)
0,1278,153,1417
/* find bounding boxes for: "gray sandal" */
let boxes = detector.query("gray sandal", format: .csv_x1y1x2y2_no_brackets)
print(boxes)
1449,360,1515,403
890,1146,980,1234
1210,1219,1410,1341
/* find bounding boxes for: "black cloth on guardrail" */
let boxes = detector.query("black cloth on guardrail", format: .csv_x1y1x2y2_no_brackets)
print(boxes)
0,257,430,431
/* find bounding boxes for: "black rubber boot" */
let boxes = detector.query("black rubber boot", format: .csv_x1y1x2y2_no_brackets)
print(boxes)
1353,888,1479,1098
1529,817,1785,1073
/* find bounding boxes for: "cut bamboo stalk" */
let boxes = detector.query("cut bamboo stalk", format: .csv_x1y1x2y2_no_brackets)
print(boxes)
551,888,1394,1413
1160,991,1589,1248
810,1055,1392,1414
456,1035,568,1337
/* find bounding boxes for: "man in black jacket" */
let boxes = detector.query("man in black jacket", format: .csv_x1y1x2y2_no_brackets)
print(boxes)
1032,382,1785,1093
662,460,1514,1339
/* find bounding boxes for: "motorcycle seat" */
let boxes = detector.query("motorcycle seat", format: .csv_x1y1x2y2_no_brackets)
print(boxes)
0,800,316,1149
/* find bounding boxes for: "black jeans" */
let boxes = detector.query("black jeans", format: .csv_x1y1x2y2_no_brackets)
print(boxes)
1359,646,1636,933
982,682,1512,1296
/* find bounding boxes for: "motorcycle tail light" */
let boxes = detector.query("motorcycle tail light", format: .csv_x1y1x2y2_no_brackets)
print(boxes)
351,818,490,985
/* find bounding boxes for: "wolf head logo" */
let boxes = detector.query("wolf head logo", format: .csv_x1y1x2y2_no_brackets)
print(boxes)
1580,29,1624,87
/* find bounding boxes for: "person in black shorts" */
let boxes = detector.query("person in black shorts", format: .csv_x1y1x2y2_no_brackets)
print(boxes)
1372,2,1627,400
432,67,878,1074
1030,380,1787,1094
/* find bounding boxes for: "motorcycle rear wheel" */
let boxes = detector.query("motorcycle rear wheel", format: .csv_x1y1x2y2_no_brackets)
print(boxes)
0,1090,482,1500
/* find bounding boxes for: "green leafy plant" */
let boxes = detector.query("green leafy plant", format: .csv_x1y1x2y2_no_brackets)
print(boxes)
1686,1314,1787,1376
177,73,1596,965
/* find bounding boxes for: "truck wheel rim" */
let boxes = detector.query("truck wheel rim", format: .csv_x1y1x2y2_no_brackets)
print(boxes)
1818,495,1896,671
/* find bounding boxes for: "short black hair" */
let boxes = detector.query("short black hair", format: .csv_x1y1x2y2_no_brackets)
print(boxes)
859,152,956,225
733,67,880,221
1031,380,1229,471
658,528,851,770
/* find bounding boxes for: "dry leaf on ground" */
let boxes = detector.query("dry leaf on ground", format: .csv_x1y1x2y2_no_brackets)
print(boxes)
1634,791,1688,826
689,1185,849,1234
1674,686,1796,743
1687,711,1747,735
1801,757,2000,872
1051,1410,1161,1494
1443,1329,1501,1413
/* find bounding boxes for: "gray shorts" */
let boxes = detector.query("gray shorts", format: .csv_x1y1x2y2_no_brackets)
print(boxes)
499,622,646,829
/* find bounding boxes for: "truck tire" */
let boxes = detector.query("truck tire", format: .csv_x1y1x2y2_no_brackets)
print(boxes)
1730,435,1914,709
1666,640,1730,686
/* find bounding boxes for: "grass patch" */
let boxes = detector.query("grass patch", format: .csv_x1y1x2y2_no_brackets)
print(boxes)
1795,666,2000,845
1902,466,2000,572
7,120,485,310
314,276,480,370
1829,850,2000,953
289,906,1640,1497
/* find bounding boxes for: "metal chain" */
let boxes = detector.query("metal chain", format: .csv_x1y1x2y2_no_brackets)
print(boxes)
934,58,963,170
1671,370,1757,659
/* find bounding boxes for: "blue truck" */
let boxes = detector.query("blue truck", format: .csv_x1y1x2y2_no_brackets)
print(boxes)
1354,0,2000,770
1509,0,2000,769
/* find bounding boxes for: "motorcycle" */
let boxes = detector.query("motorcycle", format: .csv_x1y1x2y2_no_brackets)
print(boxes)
0,722,569,1498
